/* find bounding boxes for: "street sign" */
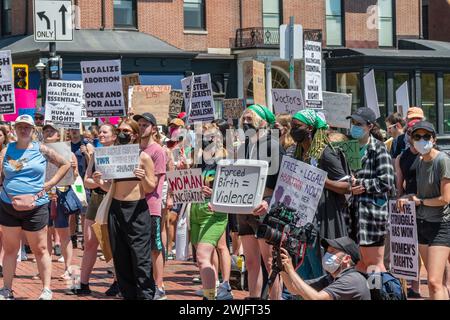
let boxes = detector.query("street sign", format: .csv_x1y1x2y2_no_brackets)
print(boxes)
33,0,73,42
279,24,303,60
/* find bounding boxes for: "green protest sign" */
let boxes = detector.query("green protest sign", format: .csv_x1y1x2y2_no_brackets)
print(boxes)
331,140,362,171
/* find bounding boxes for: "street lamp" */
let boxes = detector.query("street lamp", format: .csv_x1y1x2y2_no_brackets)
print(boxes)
35,59,48,106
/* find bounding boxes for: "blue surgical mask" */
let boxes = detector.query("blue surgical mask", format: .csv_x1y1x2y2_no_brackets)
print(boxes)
350,124,366,140
322,252,341,274
413,139,433,155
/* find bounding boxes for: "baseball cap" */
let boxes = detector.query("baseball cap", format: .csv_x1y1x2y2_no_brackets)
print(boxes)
42,122,58,131
35,106,45,116
169,118,185,127
346,107,376,125
133,112,157,126
406,107,424,120
411,120,436,137
407,119,421,129
14,114,35,127
321,237,361,264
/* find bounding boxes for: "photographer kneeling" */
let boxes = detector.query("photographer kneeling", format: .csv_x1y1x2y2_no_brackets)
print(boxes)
280,237,370,300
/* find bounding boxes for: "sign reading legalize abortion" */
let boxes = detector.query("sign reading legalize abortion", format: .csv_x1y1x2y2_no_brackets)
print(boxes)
331,140,362,170
166,169,204,204
211,160,268,214
181,74,215,123
94,144,140,180
0,50,15,115
270,156,327,227
389,201,419,281
81,60,125,117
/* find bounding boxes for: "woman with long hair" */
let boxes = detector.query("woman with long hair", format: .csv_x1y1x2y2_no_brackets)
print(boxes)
275,113,296,156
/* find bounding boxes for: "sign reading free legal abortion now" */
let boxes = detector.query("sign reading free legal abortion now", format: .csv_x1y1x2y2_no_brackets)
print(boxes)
166,169,204,204
94,144,140,180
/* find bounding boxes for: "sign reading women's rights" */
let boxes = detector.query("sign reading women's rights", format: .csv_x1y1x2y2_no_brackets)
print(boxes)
304,40,323,109
223,99,245,121
181,74,215,124
271,89,305,115
389,201,419,281
0,50,15,115
322,91,352,129
94,144,140,180
331,140,362,170
45,102,82,129
81,60,125,117
270,156,327,227
167,169,204,204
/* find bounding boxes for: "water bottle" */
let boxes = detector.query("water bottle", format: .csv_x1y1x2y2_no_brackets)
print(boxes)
237,255,245,273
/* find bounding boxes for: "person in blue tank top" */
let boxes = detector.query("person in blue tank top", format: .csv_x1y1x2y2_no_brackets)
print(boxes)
0,115,70,301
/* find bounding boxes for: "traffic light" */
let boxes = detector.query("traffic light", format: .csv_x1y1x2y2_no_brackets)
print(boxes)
13,64,29,89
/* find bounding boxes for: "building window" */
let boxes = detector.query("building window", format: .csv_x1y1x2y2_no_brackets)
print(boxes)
1,0,12,36
325,0,343,46
421,73,437,129
336,72,361,112
422,1,429,39
262,0,281,29
184,0,206,30
378,0,394,47
444,74,450,133
114,0,137,28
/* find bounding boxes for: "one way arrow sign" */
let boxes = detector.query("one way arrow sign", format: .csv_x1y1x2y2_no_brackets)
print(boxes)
34,0,73,42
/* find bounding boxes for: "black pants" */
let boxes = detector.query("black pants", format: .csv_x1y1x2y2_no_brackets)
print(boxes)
108,198,155,300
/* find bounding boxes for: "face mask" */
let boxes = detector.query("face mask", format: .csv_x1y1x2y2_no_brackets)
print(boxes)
242,123,256,133
413,139,433,155
322,252,341,274
290,127,310,143
118,132,132,145
350,125,366,140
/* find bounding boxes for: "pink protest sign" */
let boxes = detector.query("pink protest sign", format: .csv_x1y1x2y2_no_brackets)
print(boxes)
100,117,120,125
4,89,38,122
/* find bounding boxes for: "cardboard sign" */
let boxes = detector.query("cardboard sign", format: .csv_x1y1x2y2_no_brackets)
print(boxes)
0,50,15,115
45,102,81,129
45,142,75,186
169,90,184,118
389,201,419,281
396,82,409,117
181,74,215,124
81,59,125,117
211,159,268,214
131,85,171,125
94,144,140,180
331,140,362,170
223,98,245,121
122,73,140,110
252,60,266,106
3,89,38,122
322,91,352,129
270,156,327,227
304,40,323,109
166,169,204,204
271,89,304,115
363,69,380,119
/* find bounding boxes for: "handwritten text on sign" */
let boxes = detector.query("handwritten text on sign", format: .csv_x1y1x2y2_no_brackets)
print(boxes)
331,140,362,170
131,85,171,124
167,169,204,204
270,156,327,227
181,74,215,123
389,201,419,281
94,144,140,180
0,50,15,115
169,90,184,117
214,166,259,207
271,89,305,115
223,98,245,121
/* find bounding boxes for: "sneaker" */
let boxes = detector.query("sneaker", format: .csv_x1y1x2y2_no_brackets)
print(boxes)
32,273,40,280
54,244,62,257
58,256,65,263
67,283,91,296
195,288,203,296
192,276,201,284
105,281,120,297
0,287,14,300
216,282,233,300
407,288,422,299
153,287,167,300
59,270,72,281
167,253,175,260
38,288,53,300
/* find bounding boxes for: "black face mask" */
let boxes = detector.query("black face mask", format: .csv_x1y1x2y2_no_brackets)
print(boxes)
290,127,310,143
118,132,132,145
243,123,256,134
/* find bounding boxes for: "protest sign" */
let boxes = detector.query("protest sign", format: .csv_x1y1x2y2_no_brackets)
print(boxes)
211,159,268,214
169,90,184,118
252,60,266,106
0,50,15,115
45,142,75,186
271,89,304,115
45,102,81,129
304,40,323,109
131,85,171,124
81,59,125,117
3,89,37,122
181,74,215,123
363,69,380,119
269,156,327,227
396,81,409,117
122,73,140,110
94,144,140,180
331,140,362,170
322,91,352,129
223,98,245,121
167,169,204,204
389,201,419,281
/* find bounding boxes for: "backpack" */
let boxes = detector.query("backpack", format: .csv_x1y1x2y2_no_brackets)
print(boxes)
355,270,407,300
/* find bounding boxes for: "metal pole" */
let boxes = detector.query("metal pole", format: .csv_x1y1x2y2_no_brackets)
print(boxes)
289,16,295,89
49,42,56,57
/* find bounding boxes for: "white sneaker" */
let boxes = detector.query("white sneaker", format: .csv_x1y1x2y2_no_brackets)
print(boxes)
38,288,53,300
0,287,14,300
58,256,65,263
216,282,233,300
153,287,167,300
195,288,203,296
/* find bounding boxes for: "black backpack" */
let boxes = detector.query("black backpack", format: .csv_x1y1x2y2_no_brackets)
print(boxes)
354,270,407,300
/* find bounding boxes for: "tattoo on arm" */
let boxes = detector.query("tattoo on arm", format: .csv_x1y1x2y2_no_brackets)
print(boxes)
40,144,68,167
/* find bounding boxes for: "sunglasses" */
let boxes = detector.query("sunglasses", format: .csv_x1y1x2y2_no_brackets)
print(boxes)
34,116,44,120
412,133,432,141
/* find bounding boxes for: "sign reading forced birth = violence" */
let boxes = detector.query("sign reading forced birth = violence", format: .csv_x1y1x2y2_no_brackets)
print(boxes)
166,169,204,204
94,144,140,180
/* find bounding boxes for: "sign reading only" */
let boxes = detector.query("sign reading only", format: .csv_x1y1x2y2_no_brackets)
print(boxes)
33,0,73,42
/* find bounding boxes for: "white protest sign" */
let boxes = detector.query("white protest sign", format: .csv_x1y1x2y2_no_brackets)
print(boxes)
322,91,352,129
304,40,323,109
181,74,215,124
81,60,125,118
0,50,15,115
45,142,75,186
45,102,81,129
396,82,409,117
94,144,140,180
167,169,204,204
211,159,268,214
363,69,380,118
270,156,327,227
389,201,419,281
271,89,305,115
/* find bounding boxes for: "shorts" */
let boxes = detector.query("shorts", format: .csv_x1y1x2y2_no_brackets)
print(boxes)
151,215,163,251
228,213,239,233
48,203,69,228
417,219,450,247
359,237,386,247
237,214,262,236
0,200,49,232
190,201,228,247
85,191,105,221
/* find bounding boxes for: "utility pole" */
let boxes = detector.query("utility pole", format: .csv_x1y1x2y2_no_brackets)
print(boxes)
289,16,295,89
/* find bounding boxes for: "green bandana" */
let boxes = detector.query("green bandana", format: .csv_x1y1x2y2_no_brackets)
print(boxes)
247,104,276,126
293,109,329,130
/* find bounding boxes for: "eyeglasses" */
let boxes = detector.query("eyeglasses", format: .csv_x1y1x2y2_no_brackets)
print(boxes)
412,133,432,141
